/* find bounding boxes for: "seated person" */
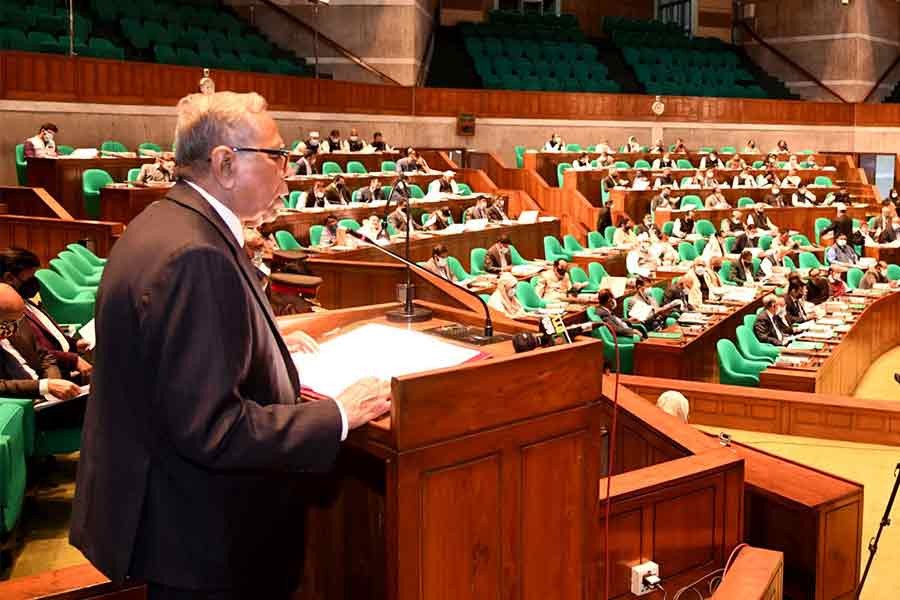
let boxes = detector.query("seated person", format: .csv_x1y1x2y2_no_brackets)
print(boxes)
650,236,679,266
24,123,59,158
321,129,348,153
770,230,800,252
626,238,658,277
371,131,391,152
596,152,614,167
650,187,676,213
702,232,726,262
781,168,802,188
705,185,730,209
852,220,875,247
0,249,92,378
396,148,430,172
427,170,459,196
636,214,661,240
318,215,340,247
743,139,759,154
784,280,812,325
786,154,802,171
699,152,724,170
486,195,509,222
732,224,757,254
753,294,793,346
463,197,490,221
535,259,593,303
684,258,716,305
746,204,778,233
357,177,385,203
774,139,790,154
137,152,176,185
301,130,321,154
595,140,614,154
305,181,327,208
756,167,780,188
422,244,459,282
488,273,526,318
858,262,890,290
672,138,688,153
825,234,858,267
613,216,638,246
827,265,848,296
0,283,84,429
543,132,564,152
357,214,391,244
631,170,651,190
791,184,816,207
725,154,746,170
324,175,351,205
702,169,721,188
761,184,786,207
292,149,314,176
680,170,703,189
424,206,453,231
649,138,666,154
628,276,678,332
805,268,831,304
876,214,900,244
387,198,421,233
663,277,695,311
571,152,593,170
671,209,696,239
731,250,756,285
602,166,630,190
720,210,745,236
732,167,757,188
652,152,676,170
346,128,366,152
625,136,642,153
594,290,643,340
653,168,678,189
484,235,513,274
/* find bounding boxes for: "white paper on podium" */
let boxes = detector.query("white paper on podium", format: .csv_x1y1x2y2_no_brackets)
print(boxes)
293,323,484,399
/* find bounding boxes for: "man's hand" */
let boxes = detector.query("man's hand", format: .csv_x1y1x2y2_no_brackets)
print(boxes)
76,338,91,352
283,329,320,354
47,379,81,400
335,377,392,430
502,265,512,272
76,357,93,376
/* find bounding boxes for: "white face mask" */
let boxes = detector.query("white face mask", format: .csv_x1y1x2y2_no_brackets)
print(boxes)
696,267,705,275
837,239,847,247
436,257,447,267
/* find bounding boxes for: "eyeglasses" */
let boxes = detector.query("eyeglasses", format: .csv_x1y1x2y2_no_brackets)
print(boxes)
0,315,23,338
230,147,291,172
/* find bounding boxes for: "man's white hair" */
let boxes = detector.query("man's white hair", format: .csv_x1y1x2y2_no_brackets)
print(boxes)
656,390,689,423
174,92,268,170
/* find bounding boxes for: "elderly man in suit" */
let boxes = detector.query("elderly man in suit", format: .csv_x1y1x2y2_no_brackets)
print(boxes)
70,92,392,600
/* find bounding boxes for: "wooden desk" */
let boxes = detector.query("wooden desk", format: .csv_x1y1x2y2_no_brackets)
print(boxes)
865,244,900,265
632,293,766,382
652,205,874,242
302,220,560,266
568,248,628,277
26,156,154,219
0,214,123,266
760,290,900,395
711,547,784,599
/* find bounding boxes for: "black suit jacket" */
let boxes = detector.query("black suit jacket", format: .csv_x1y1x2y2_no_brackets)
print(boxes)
483,243,507,274
70,182,342,590
753,312,789,346
784,294,809,325
357,186,385,203
821,215,853,240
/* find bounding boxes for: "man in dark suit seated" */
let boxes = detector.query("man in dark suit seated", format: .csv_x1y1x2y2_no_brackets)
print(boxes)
70,91,392,600
0,283,84,429
323,174,351,205
594,290,643,339
784,281,812,326
753,294,793,346
484,235,513,274
464,197,490,222
0,247,93,378
731,250,756,285
387,198,421,234
663,278,695,311
356,177,384,203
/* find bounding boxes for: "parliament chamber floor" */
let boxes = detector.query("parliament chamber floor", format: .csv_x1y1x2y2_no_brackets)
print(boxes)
3,3,900,600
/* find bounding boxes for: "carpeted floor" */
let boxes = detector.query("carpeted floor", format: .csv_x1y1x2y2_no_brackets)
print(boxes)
853,346,900,401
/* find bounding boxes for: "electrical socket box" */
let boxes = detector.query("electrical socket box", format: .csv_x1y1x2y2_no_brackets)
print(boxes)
630,561,660,596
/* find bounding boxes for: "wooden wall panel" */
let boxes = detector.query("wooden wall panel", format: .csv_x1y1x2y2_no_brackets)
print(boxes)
560,0,654,38
0,215,122,266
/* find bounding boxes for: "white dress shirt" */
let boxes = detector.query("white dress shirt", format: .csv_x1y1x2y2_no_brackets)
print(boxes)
186,181,349,441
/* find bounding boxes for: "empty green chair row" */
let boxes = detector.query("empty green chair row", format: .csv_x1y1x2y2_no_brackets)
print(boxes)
0,5,91,38
460,22,585,43
474,57,608,79
487,10,579,29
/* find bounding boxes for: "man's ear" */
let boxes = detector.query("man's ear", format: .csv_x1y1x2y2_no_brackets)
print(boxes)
209,145,237,190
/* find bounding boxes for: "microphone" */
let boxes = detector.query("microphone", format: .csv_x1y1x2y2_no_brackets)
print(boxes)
512,319,606,353
345,228,499,340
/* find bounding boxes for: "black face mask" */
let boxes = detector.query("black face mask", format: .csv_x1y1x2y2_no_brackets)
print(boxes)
18,277,40,299
556,268,566,277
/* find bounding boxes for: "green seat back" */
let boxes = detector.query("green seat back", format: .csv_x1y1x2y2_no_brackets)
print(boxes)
544,236,572,261
716,338,764,386
34,269,95,327
798,251,823,270
309,225,324,246
514,145,526,168
814,175,833,187
127,168,140,182
758,235,772,251
14,143,26,186
846,267,863,290
556,162,572,187
588,231,609,249
662,221,674,237
569,266,597,291
515,281,545,311
791,234,812,247
694,219,716,237
274,230,302,250
346,161,367,175
408,184,425,199
508,244,527,266
736,325,779,363
381,160,397,172
82,168,113,219
588,262,609,284
456,183,473,196
680,195,702,210
286,191,302,209
737,197,754,207
67,243,106,267
447,256,471,281
603,226,617,245
565,143,581,152
814,217,831,245
563,234,584,253
470,247,487,275
676,159,693,169
782,255,797,271
321,161,342,175
886,264,900,281
138,142,162,156
0,403,26,532
338,218,360,231
56,144,74,156
678,242,697,262
633,159,651,169
100,140,128,153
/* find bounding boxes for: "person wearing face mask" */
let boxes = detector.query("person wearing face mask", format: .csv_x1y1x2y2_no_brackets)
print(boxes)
888,188,900,209
387,198,421,233
705,185,730,209
572,152,593,171
303,130,321,154
24,122,59,158
602,166,630,191
137,151,177,185
292,149,314,176
346,128,366,152
535,258,592,303
858,265,883,291
357,177,385,203
702,170,720,188
852,220,875,248
791,183,816,207
651,152,675,170
488,272,526,318
805,268,831,304
685,258,716,305
0,282,84,422
464,197,490,222
625,237,657,277
631,169,651,191
720,210,745,236
747,203,778,233
825,234,858,267
649,187,675,213
731,250,756,285
663,277,695,311
743,139,758,154
0,247,93,378
423,206,454,231
484,235,513,274
321,129,348,153
370,131,391,152
761,185,785,208
652,167,678,190
754,294,793,346
784,281,812,325
732,167,757,189
756,166,781,189
486,195,509,222
323,175,351,205
672,209,696,239
358,213,391,243
613,216,638,246
628,276,676,332
700,152,723,170
826,265,848,297
874,207,898,243
781,168,802,189
305,180,327,208
318,215,340,247
725,154,746,170
543,132,564,152
422,244,458,282
626,136,642,153
594,290,643,340
649,138,666,154
427,170,459,196
774,139,790,154
672,138,688,153
636,214,661,240
733,223,758,254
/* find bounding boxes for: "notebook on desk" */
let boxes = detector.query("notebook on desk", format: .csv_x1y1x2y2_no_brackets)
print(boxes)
517,210,538,224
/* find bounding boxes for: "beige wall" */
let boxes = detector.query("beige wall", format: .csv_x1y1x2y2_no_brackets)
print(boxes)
227,0,436,85
5,100,900,186
742,0,900,102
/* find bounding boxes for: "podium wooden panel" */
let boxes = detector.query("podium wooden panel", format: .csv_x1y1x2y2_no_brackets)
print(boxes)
712,547,784,600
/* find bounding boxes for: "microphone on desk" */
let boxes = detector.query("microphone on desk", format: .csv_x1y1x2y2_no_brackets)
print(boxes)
512,319,607,353
344,228,500,341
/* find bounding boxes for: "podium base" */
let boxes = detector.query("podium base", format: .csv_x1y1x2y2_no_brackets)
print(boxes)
386,305,433,323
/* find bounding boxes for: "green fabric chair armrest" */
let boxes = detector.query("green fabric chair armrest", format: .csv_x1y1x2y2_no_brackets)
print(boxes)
0,398,34,456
